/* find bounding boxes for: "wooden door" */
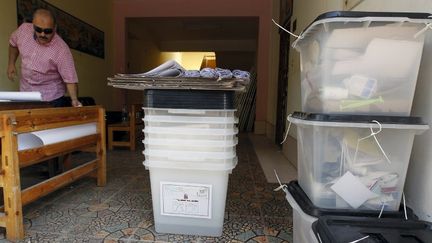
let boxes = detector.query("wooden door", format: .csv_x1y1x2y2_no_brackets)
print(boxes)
275,0,293,145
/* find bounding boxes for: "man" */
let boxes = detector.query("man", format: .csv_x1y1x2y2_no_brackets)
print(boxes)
8,8,82,107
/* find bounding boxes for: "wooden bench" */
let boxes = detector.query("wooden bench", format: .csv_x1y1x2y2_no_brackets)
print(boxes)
0,106,106,240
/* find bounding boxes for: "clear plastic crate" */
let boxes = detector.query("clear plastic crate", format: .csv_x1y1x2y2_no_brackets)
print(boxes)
143,137,238,147
143,107,236,118
143,115,237,129
144,159,236,236
293,11,432,115
289,113,429,211
143,149,236,163
143,126,238,141
144,138,237,153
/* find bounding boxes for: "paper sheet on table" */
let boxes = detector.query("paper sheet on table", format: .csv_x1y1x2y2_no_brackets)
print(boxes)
331,171,379,209
17,123,97,151
0,92,42,101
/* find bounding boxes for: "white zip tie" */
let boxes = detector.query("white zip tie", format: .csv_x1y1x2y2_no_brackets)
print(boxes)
272,19,303,39
349,235,370,243
414,22,432,39
370,120,391,164
273,169,287,191
317,232,323,243
403,191,408,220
280,114,292,144
354,120,391,165
378,202,385,218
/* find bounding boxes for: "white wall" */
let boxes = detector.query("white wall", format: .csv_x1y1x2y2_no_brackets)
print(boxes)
353,0,432,223
285,0,432,222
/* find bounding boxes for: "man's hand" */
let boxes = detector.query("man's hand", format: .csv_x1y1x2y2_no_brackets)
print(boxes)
66,83,82,107
7,64,16,81
71,99,83,107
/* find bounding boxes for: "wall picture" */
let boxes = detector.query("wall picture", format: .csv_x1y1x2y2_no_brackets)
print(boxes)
16,0,105,59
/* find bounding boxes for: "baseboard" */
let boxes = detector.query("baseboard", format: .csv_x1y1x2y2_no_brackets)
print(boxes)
265,122,275,141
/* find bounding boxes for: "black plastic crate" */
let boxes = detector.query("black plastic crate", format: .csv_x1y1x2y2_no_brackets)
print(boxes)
143,89,235,109
312,215,432,243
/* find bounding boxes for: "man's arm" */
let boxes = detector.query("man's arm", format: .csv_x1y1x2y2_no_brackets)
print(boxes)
66,83,82,107
7,44,19,81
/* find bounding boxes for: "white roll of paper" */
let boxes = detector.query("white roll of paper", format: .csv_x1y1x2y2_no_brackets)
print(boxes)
0,92,42,101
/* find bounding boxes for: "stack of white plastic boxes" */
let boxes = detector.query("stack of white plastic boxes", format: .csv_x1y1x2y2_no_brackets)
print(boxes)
284,11,432,242
142,89,238,237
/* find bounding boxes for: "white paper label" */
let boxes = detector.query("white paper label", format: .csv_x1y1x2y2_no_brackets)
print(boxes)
160,182,212,219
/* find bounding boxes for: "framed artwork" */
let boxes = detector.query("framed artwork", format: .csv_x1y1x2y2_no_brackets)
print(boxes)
16,0,105,59
343,0,365,10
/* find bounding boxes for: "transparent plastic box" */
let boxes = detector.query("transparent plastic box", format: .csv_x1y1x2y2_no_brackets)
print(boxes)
143,149,236,166
143,126,238,141
143,137,238,150
143,114,237,130
144,140,237,153
289,113,429,211
143,107,236,118
292,11,432,115
144,158,236,236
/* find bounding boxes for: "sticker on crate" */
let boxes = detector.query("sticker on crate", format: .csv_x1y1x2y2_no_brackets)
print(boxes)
160,182,212,218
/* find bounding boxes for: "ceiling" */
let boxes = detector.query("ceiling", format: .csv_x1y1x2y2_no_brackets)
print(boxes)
126,17,259,52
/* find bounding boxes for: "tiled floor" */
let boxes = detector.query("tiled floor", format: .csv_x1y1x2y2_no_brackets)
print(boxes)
1,134,293,242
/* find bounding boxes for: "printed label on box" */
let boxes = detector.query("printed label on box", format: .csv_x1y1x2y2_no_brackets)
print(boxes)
160,182,212,219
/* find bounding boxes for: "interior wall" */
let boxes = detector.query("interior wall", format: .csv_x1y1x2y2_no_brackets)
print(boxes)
284,0,432,222
180,52,215,70
214,52,256,71
0,0,20,92
0,0,116,110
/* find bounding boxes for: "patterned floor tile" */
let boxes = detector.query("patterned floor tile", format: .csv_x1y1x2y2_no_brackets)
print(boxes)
122,177,151,191
105,190,153,211
24,203,84,233
226,198,261,217
68,208,152,240
220,215,266,242
263,217,293,243
53,185,119,206
17,231,65,243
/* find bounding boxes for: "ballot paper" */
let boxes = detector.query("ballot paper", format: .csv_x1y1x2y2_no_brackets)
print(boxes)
17,123,97,151
117,60,185,77
331,171,379,209
0,92,42,101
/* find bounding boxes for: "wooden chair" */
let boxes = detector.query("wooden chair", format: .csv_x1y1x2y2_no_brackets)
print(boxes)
107,104,143,151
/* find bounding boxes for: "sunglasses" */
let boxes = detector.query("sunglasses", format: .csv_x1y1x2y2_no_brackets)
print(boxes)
33,25,54,34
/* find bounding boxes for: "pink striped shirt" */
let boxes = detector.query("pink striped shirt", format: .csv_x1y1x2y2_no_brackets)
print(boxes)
9,23,78,101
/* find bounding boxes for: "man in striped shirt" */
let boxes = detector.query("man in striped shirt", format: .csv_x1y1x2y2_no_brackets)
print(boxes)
7,8,82,107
